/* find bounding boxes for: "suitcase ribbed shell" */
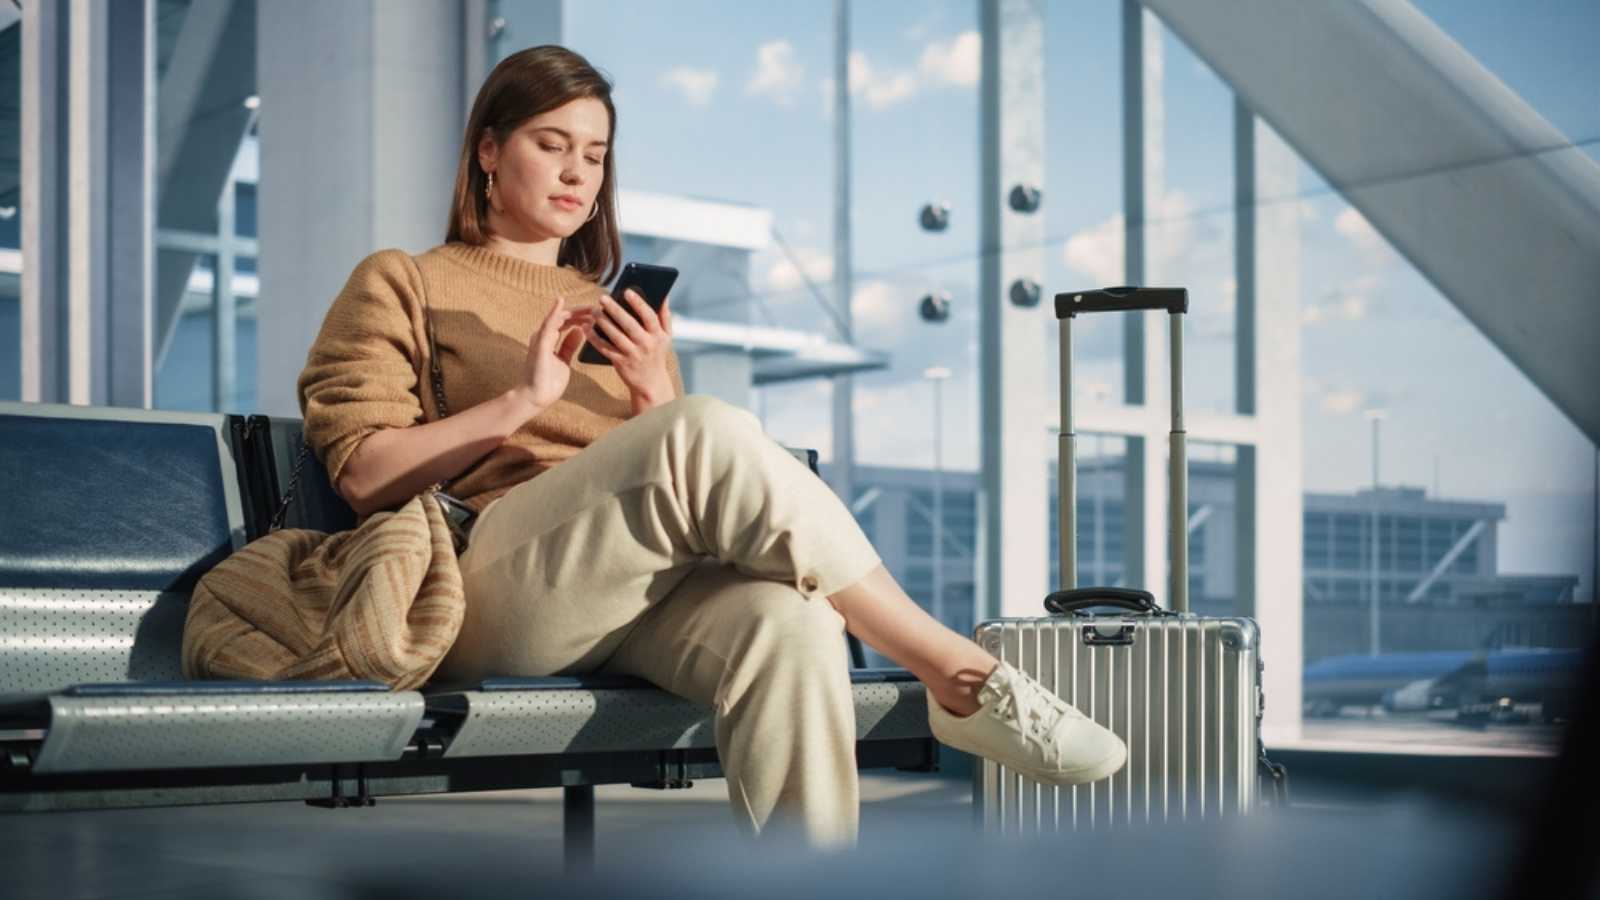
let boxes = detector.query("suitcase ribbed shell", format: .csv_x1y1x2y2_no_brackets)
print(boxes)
974,614,1262,831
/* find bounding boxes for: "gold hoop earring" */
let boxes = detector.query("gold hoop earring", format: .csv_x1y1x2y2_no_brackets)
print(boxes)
484,171,495,200
585,203,599,224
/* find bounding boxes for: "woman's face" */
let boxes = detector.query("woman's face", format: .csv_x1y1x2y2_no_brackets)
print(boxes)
478,97,610,243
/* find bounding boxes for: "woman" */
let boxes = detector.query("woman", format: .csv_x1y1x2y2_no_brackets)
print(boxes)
297,45,1125,848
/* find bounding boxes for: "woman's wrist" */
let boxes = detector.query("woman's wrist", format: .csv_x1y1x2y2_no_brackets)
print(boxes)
628,379,677,416
499,386,547,436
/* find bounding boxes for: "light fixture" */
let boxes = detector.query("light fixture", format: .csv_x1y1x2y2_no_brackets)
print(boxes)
919,291,952,323
1009,277,1041,308
243,95,260,110
1008,183,1042,213
919,201,950,232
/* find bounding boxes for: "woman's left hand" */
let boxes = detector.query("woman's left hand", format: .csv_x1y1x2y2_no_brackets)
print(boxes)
583,288,677,415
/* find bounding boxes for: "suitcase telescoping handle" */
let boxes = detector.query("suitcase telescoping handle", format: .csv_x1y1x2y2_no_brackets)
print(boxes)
1053,286,1190,612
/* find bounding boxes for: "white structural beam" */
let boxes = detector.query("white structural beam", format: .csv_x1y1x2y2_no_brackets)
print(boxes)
21,0,154,407
257,0,483,417
1237,106,1305,742
1143,0,1600,445
979,0,1050,618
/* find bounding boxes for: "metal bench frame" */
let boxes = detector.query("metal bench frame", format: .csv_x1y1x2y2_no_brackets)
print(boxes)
0,401,938,867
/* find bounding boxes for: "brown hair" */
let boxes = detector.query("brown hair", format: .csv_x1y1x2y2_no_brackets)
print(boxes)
447,45,621,285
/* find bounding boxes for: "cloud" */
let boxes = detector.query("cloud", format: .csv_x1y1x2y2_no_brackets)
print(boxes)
761,245,834,292
746,40,804,105
917,31,980,87
1062,212,1125,286
1303,274,1379,326
1335,205,1394,261
1316,383,1396,416
849,51,918,110
660,67,718,106
1320,388,1367,415
818,34,978,117
851,279,905,331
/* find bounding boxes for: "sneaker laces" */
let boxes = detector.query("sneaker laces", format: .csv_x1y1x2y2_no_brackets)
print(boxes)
983,668,1084,763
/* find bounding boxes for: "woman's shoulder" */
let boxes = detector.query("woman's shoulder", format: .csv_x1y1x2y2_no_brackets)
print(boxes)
323,249,428,322
339,248,427,294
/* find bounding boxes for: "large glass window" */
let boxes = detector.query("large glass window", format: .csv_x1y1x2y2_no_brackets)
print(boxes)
1297,151,1591,749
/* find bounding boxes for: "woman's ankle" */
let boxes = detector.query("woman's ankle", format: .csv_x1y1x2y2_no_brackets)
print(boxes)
928,658,997,717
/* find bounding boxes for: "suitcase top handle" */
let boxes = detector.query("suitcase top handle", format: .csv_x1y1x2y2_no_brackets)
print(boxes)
1054,286,1188,319
1044,587,1178,617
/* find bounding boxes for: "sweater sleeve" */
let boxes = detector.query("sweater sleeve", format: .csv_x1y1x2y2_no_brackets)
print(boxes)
297,250,427,487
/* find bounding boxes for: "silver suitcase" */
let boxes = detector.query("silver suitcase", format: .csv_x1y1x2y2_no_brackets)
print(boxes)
973,286,1284,831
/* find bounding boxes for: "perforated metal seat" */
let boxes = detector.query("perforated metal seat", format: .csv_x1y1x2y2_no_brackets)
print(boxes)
423,669,929,759
0,403,426,774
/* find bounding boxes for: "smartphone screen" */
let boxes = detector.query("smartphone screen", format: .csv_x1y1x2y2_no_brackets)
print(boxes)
579,262,680,365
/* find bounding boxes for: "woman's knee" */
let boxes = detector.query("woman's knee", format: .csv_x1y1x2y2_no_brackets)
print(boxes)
664,393,763,440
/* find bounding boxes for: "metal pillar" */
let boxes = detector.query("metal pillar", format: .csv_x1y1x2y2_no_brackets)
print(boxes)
21,0,154,407
106,0,156,408
213,173,237,411
20,0,67,403
830,0,856,507
562,785,595,871
979,0,1049,618
1369,414,1383,656
1119,1,1167,601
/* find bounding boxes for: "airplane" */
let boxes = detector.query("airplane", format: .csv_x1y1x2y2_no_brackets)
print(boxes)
1302,647,1584,722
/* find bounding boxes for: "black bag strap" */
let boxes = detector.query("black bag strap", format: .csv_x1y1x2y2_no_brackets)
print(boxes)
421,276,450,420
270,261,450,532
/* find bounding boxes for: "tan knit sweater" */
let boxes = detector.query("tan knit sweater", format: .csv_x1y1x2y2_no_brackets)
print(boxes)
297,243,684,514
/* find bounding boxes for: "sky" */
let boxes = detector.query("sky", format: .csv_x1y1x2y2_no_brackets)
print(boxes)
562,0,1600,598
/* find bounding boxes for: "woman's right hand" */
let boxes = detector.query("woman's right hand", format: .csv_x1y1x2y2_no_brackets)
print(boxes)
519,296,599,413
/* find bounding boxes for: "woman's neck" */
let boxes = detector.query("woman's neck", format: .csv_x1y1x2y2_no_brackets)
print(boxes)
482,210,563,266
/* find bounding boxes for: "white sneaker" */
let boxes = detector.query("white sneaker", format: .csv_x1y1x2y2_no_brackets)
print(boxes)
927,660,1127,786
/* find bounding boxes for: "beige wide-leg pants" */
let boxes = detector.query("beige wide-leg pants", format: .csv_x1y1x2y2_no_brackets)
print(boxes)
436,394,885,847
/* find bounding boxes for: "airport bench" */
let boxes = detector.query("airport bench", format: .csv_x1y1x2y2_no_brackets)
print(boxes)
0,401,937,863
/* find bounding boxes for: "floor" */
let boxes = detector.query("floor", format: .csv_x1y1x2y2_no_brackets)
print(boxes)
0,772,971,899
0,767,1562,899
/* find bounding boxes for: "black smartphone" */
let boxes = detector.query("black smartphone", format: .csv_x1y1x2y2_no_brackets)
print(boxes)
579,262,680,365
